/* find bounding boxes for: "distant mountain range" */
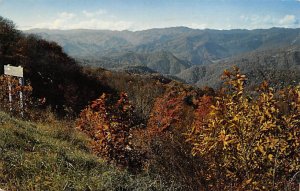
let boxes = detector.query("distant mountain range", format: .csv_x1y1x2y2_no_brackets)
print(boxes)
25,27,300,87
178,46,300,88
80,51,191,75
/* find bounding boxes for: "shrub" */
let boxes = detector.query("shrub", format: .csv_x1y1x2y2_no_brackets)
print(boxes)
76,92,145,171
187,67,300,190
134,85,209,190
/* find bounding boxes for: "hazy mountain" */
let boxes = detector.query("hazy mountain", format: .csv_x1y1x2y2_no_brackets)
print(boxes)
177,46,300,88
25,27,300,88
25,27,300,66
121,65,157,75
80,51,191,75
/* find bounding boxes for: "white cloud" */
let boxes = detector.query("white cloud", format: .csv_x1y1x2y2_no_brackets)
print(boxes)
29,10,133,30
239,14,299,29
279,15,297,26
239,14,276,29
22,9,300,31
33,12,76,29
68,19,133,30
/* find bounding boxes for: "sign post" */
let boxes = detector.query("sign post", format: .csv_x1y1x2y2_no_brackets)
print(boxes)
4,65,24,117
8,79,12,112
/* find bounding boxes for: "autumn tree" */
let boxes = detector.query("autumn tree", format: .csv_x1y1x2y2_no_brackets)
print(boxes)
147,88,186,134
134,84,211,190
188,67,300,190
76,92,145,171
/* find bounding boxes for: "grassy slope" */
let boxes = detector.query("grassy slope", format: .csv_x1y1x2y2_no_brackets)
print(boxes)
0,112,175,191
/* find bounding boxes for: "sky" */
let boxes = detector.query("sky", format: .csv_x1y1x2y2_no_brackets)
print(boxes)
0,0,300,31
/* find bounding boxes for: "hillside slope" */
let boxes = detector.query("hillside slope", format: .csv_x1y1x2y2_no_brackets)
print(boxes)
0,112,179,190
0,16,115,115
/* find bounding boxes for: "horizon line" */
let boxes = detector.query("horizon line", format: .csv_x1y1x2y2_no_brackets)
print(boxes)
21,26,300,33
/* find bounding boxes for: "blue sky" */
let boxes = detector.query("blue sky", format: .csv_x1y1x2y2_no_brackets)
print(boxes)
0,0,300,31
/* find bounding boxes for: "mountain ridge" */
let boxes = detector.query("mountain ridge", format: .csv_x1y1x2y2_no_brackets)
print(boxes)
25,26,298,33
25,27,300,64
176,45,300,88
25,27,300,88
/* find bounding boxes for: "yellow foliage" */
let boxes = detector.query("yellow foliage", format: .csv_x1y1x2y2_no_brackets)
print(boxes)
187,67,300,190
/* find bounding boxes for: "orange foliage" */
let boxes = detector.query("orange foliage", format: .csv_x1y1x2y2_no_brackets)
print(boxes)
191,95,213,131
147,89,187,134
187,67,300,190
76,92,144,170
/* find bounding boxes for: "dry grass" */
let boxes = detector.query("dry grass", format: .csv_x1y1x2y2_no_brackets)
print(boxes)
0,111,182,190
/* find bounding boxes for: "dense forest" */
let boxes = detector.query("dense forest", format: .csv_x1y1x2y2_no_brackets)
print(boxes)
0,16,300,190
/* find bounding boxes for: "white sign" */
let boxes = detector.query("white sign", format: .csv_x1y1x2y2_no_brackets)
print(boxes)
3,65,25,117
4,65,23,77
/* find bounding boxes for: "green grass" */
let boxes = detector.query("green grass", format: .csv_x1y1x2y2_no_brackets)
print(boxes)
0,112,180,191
